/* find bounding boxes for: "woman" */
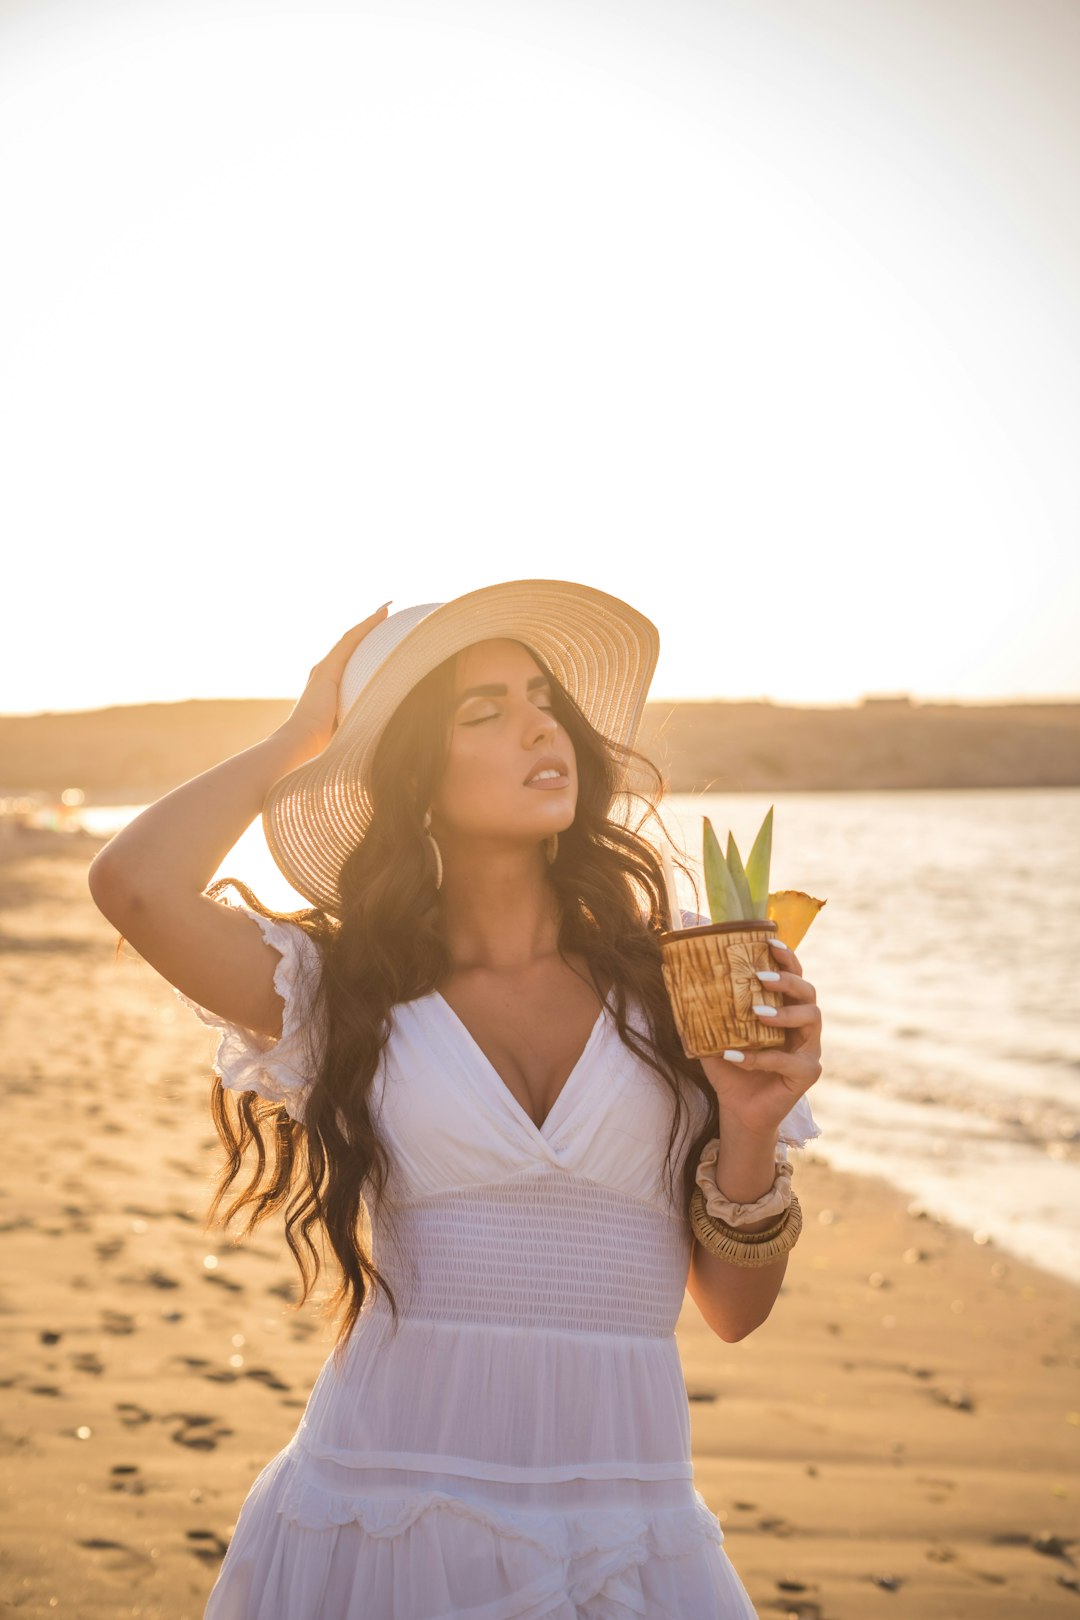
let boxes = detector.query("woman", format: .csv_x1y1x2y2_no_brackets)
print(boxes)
88,580,823,1619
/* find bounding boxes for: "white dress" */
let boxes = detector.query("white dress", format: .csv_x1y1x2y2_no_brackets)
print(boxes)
175,904,821,1620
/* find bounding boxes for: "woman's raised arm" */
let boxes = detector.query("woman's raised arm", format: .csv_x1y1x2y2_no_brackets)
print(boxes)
86,603,390,1035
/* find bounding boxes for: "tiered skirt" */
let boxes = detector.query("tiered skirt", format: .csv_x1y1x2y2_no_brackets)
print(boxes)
203,1307,758,1619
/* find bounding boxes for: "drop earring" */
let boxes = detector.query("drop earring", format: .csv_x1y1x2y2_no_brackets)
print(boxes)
423,809,444,890
545,832,559,865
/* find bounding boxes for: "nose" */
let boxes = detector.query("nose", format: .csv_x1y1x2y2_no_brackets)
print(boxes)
527,705,557,745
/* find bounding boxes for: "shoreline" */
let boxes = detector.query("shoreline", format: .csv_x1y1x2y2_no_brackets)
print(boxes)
3,834,1078,1617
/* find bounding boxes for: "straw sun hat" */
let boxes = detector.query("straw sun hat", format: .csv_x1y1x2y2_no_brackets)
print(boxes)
262,578,660,916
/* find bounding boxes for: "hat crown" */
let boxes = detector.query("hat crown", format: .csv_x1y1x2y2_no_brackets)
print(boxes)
337,602,444,727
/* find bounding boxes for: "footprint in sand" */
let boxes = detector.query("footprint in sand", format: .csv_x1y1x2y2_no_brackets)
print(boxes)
115,1402,154,1428
164,1411,236,1450
108,1464,146,1496
186,1528,230,1564
116,1267,181,1290
101,1310,137,1335
74,1537,154,1573
86,1153,129,1173
71,1347,105,1373
244,1366,291,1392
203,1271,245,1295
927,1385,976,1412
94,1238,126,1263
1032,1532,1074,1559
757,1516,795,1538
686,1391,717,1403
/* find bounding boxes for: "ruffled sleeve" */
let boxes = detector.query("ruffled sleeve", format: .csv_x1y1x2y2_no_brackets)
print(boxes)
775,1092,822,1158
678,909,822,1160
173,902,325,1124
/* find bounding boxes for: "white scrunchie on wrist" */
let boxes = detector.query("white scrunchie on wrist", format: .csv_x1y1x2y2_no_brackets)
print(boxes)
695,1137,794,1227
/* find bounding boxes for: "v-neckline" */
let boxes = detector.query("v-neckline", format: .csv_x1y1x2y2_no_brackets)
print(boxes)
432,986,614,1140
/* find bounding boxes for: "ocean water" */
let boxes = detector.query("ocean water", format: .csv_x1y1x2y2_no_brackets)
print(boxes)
83,787,1080,1286
663,789,1080,1288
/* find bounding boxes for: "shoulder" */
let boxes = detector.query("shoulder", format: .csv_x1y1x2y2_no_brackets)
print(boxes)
173,901,326,1122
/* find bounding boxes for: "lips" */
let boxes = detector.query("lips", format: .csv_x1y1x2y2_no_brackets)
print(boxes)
523,754,569,785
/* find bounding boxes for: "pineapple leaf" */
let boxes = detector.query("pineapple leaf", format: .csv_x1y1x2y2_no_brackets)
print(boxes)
703,816,743,923
744,805,774,920
725,831,756,920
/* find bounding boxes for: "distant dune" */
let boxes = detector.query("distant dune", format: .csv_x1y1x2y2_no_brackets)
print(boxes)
1,695,1078,799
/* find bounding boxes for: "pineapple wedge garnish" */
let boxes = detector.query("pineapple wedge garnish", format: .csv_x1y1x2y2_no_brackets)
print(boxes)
766,890,827,950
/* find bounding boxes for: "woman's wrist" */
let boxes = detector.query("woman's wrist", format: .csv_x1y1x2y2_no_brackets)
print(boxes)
265,719,330,773
709,1117,782,1206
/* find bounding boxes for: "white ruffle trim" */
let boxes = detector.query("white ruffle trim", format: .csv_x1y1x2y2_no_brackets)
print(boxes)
775,1090,823,1160
276,1468,726,1614
173,902,324,1123
278,1472,721,1551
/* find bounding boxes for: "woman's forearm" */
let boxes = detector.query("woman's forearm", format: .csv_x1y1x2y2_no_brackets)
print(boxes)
688,1117,790,1341
88,723,318,900
708,1120,784,1228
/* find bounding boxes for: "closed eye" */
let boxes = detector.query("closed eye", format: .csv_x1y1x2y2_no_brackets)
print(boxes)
462,702,554,726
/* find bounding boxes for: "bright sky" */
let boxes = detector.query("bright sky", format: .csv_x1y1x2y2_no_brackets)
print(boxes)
2,0,1078,715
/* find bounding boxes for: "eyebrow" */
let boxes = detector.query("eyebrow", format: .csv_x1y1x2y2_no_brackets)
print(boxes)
455,674,552,707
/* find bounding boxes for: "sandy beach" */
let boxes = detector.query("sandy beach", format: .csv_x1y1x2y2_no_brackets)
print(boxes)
2,828,1077,1619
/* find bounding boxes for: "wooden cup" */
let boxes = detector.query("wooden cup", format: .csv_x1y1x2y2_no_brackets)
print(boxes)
659,919,786,1060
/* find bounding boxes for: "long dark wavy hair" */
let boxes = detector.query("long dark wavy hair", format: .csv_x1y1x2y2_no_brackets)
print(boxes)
128,641,716,1373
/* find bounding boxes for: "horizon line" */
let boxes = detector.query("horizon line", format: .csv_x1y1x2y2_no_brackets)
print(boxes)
3,691,1080,721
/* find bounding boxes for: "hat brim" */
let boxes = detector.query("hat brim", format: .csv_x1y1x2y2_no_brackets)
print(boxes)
262,578,660,915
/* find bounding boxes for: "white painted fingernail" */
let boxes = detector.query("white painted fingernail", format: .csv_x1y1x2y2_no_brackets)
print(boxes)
752,1004,778,1017
722,1049,745,1062
769,938,789,950
755,970,781,982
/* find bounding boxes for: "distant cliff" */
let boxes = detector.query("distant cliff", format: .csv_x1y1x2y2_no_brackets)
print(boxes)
1,695,1077,799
